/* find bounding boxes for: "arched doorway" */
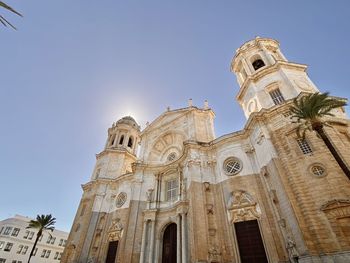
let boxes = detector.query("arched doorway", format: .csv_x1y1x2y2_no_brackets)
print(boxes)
162,223,177,263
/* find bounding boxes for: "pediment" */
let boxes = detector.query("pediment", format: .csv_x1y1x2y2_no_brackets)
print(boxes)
141,108,192,136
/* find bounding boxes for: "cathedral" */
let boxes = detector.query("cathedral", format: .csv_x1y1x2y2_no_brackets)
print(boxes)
61,37,350,263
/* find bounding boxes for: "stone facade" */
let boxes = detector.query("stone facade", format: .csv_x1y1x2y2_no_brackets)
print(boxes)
61,37,350,263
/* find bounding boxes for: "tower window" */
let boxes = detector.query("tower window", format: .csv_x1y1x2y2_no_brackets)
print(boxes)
119,135,124,145
297,138,313,154
269,88,285,105
128,136,133,148
252,59,265,70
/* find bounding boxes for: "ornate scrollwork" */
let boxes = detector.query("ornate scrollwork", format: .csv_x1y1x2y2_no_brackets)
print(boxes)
227,190,261,223
108,218,124,241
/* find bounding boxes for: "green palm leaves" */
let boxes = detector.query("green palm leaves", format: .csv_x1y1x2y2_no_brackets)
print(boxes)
27,214,56,263
0,1,22,29
27,214,56,232
290,92,350,179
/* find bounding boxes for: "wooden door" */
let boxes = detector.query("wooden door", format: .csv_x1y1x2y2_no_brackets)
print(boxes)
234,220,268,263
105,241,118,263
162,223,177,263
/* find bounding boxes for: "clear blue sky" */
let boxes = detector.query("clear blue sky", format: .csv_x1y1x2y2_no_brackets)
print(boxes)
1,1,350,232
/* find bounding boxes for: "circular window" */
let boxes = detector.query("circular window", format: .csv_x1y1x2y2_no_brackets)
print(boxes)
167,152,177,162
116,192,127,208
310,164,326,177
224,158,242,175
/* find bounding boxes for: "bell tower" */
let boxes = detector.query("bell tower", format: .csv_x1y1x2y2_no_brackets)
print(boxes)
92,116,141,180
231,37,319,118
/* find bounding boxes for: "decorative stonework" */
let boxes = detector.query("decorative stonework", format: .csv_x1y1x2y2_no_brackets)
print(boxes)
321,199,350,216
108,218,124,241
227,190,261,223
116,192,127,208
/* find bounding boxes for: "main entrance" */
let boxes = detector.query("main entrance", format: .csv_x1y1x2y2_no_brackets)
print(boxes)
234,220,268,263
162,223,177,263
105,241,118,263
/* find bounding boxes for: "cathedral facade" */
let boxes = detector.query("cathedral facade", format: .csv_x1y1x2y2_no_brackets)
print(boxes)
61,37,350,263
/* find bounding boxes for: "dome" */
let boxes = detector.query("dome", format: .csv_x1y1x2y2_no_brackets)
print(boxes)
116,116,140,130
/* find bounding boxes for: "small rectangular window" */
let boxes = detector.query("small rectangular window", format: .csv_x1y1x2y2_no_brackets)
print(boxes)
28,232,34,240
17,245,23,254
54,252,59,259
0,259,6,263
45,250,51,258
23,230,29,239
0,227,3,235
4,242,13,252
38,234,43,241
297,138,313,154
22,246,28,255
58,252,62,260
4,227,12,235
50,237,56,245
166,179,179,202
11,228,20,237
59,239,63,246
41,249,46,257
33,248,38,256
269,88,285,105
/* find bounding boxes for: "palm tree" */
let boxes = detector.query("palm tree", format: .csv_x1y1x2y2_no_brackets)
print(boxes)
290,92,350,180
26,214,56,263
0,1,22,29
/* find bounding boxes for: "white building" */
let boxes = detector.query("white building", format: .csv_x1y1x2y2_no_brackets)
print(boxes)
0,215,68,263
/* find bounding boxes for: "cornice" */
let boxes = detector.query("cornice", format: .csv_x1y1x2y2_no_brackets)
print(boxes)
96,147,137,160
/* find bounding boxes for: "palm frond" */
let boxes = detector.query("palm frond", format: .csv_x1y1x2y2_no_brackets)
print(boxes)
0,1,22,17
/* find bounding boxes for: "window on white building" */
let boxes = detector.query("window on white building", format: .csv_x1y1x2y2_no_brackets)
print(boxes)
22,246,28,255
45,250,51,258
0,259,6,263
38,234,43,242
297,138,313,154
17,245,23,254
166,179,179,202
4,227,12,235
63,240,67,247
54,252,59,259
0,241,5,250
33,248,38,256
23,230,29,239
59,239,63,246
58,252,62,260
4,242,13,252
269,88,285,105
28,232,34,240
50,237,56,245
11,228,20,237
0,227,3,234
41,249,46,257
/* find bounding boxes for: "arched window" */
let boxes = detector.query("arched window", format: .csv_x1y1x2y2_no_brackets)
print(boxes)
119,135,124,145
252,59,265,70
110,134,116,146
127,136,133,148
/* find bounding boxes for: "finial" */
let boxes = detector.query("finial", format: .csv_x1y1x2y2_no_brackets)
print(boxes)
204,100,209,109
188,98,193,107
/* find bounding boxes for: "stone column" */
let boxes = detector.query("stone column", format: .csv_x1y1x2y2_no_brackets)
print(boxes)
177,214,181,263
181,213,187,263
140,220,148,263
148,220,156,262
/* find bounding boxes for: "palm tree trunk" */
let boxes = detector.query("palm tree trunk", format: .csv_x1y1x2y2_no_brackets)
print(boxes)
28,231,41,263
314,125,350,180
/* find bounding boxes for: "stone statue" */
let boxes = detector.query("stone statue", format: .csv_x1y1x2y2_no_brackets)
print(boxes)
286,236,299,263
146,189,154,202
